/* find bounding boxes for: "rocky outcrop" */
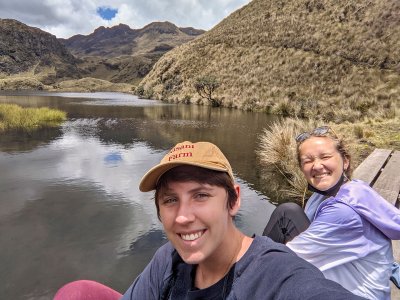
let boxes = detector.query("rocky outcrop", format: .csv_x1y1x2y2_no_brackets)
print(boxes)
62,22,205,58
0,19,81,83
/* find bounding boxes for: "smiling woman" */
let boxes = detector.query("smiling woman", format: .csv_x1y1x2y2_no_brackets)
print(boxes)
96,6,118,20
262,126,400,300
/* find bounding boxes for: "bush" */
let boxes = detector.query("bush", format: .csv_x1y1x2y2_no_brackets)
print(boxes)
135,85,145,97
194,75,221,107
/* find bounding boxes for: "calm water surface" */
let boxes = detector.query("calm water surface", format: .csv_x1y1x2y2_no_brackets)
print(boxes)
0,92,279,299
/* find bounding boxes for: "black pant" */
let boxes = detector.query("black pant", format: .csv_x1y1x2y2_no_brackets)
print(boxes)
262,202,310,244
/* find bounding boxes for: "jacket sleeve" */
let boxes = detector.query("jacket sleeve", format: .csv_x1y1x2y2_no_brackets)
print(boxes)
120,242,174,300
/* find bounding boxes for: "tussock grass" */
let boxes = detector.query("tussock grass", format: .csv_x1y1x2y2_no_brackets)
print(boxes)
0,104,66,132
258,118,320,202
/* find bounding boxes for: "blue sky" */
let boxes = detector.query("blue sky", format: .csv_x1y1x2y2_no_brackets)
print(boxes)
97,6,118,21
0,0,250,38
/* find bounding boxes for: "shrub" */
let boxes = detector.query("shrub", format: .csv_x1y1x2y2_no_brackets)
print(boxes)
194,75,221,107
135,85,145,97
144,87,154,99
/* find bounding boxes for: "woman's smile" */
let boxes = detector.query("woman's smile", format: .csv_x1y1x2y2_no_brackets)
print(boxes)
179,230,206,241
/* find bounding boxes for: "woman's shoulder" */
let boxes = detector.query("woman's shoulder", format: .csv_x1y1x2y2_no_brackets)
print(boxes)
244,236,308,265
150,241,176,268
337,179,384,205
341,179,374,194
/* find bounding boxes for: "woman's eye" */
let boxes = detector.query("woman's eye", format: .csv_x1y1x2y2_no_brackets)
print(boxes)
322,155,331,160
194,193,209,200
162,198,177,205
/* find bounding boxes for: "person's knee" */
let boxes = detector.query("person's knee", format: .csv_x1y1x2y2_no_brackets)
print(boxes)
276,202,303,215
54,280,122,300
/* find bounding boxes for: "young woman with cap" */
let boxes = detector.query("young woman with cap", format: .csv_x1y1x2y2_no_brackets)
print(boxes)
262,127,400,300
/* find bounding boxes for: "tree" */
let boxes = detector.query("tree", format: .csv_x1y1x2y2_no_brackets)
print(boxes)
194,75,221,107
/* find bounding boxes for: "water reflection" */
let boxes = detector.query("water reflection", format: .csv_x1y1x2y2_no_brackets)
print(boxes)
0,127,63,153
0,92,277,299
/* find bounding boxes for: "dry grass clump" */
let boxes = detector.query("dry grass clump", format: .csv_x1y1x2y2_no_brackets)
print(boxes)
258,118,320,202
0,103,66,132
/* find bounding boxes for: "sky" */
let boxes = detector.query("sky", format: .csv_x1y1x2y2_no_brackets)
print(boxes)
0,0,250,38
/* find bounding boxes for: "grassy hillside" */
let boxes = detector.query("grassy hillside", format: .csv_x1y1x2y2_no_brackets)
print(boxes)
139,0,399,122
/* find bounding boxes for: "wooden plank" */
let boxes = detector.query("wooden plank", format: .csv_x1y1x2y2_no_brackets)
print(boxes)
352,149,392,184
372,151,400,206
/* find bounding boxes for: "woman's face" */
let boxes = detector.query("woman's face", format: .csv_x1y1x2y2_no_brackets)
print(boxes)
157,180,240,266
298,137,349,191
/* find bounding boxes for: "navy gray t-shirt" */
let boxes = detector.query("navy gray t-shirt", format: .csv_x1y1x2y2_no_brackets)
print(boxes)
121,236,366,300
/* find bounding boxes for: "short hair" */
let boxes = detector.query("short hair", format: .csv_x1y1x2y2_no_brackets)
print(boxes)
154,165,238,220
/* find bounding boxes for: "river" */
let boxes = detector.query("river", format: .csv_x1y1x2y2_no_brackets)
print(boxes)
0,92,280,299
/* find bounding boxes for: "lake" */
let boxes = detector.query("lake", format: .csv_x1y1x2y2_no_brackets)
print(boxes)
0,92,280,299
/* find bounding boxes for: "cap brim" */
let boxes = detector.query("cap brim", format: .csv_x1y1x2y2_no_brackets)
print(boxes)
139,161,229,192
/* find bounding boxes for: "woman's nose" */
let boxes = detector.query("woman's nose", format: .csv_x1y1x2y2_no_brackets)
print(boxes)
175,202,195,224
312,159,324,170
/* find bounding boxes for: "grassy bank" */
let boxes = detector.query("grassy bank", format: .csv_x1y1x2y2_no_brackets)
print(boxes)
258,117,400,204
0,103,67,132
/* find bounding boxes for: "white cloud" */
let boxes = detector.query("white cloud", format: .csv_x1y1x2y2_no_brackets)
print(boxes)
0,0,250,38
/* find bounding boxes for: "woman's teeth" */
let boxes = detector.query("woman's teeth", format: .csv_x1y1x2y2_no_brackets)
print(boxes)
181,231,203,241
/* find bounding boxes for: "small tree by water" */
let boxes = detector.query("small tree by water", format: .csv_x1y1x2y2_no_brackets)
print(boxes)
194,75,221,107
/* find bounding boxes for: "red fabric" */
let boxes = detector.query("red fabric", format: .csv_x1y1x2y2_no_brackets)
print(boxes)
54,280,122,300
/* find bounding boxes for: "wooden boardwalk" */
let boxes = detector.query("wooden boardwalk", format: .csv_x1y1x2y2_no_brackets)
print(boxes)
353,149,400,299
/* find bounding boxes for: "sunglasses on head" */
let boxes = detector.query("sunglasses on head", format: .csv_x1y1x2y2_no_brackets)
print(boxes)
295,126,338,143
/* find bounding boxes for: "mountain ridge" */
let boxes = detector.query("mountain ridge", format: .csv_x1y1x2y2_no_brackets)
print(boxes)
61,21,204,58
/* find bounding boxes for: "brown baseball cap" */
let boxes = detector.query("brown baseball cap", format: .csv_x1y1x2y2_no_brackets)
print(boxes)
139,141,234,192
